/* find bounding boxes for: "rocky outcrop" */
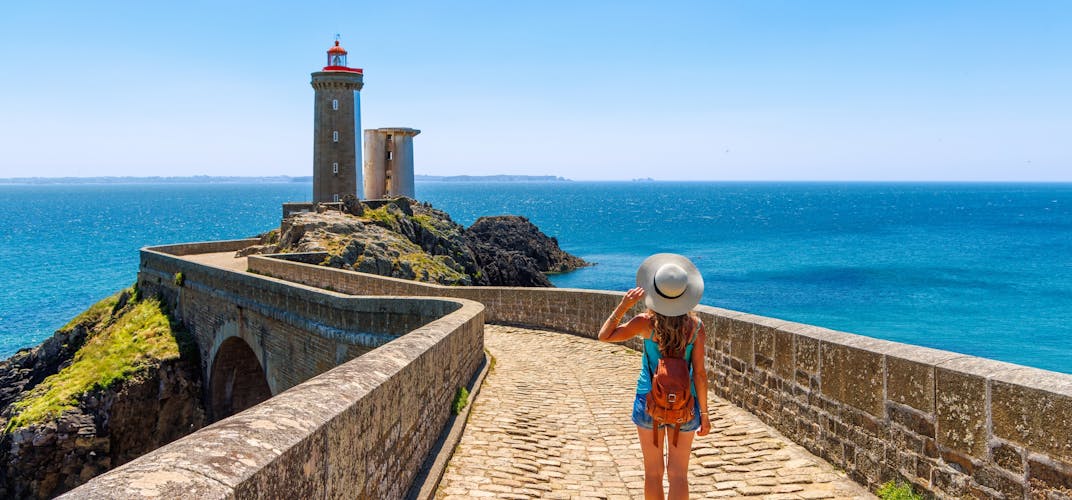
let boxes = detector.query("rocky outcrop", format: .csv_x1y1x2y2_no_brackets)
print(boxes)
462,236,553,287
0,291,205,499
1,360,204,499
465,215,590,274
0,328,88,414
266,207,474,285
241,197,590,288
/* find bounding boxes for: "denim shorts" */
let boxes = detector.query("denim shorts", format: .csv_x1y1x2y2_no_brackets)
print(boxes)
631,392,700,431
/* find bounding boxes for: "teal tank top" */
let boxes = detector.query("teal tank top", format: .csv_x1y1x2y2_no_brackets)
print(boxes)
636,321,699,396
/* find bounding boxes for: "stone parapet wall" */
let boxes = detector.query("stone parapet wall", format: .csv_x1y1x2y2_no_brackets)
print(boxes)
141,249,445,342
148,238,259,256
61,243,486,499
62,298,484,499
249,254,1072,498
248,254,642,348
139,247,463,400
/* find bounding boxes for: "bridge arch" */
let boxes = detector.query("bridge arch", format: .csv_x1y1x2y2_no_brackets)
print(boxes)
208,322,272,421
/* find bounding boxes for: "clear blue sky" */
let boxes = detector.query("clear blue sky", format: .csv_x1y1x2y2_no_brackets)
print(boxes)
1,1,1069,181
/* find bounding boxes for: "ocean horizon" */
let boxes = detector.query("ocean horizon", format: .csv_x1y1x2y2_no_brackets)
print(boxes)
2,180,1070,374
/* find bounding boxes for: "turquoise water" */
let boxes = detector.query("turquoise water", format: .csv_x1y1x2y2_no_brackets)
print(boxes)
1,182,1070,373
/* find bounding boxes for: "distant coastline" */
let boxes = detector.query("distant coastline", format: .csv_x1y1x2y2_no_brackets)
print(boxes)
0,174,571,185
415,174,570,182
0,175,313,185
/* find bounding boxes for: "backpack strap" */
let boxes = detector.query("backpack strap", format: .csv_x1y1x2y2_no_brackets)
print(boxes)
647,317,701,375
688,317,702,346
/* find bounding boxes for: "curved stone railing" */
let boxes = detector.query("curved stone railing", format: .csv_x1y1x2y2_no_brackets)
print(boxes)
62,243,485,499
248,254,1072,498
138,242,457,391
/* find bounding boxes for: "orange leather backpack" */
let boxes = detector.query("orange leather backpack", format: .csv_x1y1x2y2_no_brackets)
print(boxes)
646,318,700,447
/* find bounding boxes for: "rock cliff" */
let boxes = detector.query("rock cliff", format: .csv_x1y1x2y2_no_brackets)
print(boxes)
0,290,205,499
241,197,590,287
465,214,591,285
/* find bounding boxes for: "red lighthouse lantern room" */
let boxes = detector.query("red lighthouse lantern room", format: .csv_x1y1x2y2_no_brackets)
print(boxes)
324,38,362,73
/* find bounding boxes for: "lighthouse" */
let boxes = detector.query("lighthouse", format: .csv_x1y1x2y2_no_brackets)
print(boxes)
311,38,363,203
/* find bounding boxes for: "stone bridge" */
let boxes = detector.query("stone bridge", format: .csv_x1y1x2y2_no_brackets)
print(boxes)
61,241,1072,499
62,239,484,498
137,240,481,424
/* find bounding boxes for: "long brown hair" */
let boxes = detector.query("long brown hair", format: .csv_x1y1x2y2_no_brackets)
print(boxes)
649,310,697,358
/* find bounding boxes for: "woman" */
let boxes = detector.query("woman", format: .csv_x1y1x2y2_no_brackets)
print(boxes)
598,253,710,500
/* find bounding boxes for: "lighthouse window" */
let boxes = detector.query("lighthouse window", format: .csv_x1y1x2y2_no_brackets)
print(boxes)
333,131,339,142
333,162,339,174
333,194,340,202
386,151,393,160
332,99,338,110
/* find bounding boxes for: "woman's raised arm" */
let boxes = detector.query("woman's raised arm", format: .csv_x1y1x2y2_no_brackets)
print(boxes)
599,287,650,342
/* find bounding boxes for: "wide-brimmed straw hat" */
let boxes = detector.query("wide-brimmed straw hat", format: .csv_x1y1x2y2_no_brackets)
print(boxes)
636,253,704,317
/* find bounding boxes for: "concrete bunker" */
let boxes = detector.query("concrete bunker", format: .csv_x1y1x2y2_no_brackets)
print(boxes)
209,336,272,421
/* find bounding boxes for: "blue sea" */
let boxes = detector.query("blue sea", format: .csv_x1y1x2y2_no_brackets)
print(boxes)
1,182,1070,374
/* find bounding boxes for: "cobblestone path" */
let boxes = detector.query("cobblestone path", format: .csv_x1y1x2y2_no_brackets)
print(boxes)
437,325,873,499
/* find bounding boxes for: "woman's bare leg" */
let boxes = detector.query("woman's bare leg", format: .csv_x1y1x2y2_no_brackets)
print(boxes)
637,426,666,500
666,430,695,500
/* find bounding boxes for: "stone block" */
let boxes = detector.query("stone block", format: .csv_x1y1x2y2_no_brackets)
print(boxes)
973,465,1026,500
935,362,993,457
788,325,820,383
890,425,924,454
1028,456,1072,497
820,342,884,417
768,327,793,381
916,458,934,483
855,449,882,485
712,315,734,355
887,402,935,439
923,437,939,458
728,318,754,365
845,405,883,436
884,443,915,476
991,368,1072,464
233,432,328,499
754,322,776,371
57,461,233,499
884,344,961,414
991,441,1024,474
932,465,970,498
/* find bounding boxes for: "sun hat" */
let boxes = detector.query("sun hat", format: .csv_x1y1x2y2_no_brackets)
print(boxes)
635,253,704,317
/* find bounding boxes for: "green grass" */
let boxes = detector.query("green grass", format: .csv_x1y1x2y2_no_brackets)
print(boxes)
412,213,445,237
59,293,119,332
361,206,400,230
877,481,923,500
451,387,470,415
173,272,185,287
6,297,182,431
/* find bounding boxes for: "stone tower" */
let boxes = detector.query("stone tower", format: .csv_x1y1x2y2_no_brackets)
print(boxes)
363,128,421,199
311,38,364,203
